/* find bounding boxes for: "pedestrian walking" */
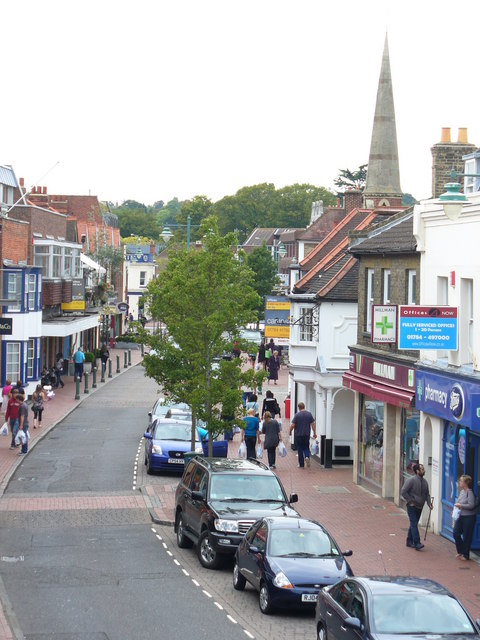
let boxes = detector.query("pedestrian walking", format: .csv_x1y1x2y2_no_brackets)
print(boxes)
5,389,22,449
400,463,433,551
55,352,65,388
289,402,317,468
262,411,282,469
258,343,266,369
100,344,110,373
31,384,45,429
261,389,281,419
453,474,477,561
267,350,280,385
232,341,241,358
245,393,259,418
1,379,12,414
17,392,29,455
241,408,261,460
73,346,85,381
267,338,276,354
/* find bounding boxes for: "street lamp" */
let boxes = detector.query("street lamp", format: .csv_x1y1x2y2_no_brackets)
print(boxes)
439,181,467,221
161,215,194,249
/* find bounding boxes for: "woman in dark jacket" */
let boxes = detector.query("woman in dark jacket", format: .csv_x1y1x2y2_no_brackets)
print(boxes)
267,350,280,385
262,411,282,469
453,474,477,561
261,389,281,419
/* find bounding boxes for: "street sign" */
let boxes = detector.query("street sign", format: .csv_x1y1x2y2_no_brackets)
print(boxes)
372,305,397,343
398,305,458,350
0,318,13,335
117,302,129,313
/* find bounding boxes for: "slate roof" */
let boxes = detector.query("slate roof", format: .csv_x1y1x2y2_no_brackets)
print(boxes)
349,209,416,256
293,208,400,301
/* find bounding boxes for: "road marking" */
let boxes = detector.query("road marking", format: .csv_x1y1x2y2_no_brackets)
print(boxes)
182,569,189,576
227,615,237,624
151,527,156,533
244,631,254,639
174,559,180,566
166,550,172,556
192,579,200,587
214,602,223,610
202,590,212,598
162,542,167,549
156,535,162,541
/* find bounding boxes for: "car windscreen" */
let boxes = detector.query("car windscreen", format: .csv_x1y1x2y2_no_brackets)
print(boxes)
153,422,192,441
210,474,285,501
371,593,476,634
240,330,261,343
269,528,339,557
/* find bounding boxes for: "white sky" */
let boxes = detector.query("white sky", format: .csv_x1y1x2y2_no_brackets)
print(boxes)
3,0,480,206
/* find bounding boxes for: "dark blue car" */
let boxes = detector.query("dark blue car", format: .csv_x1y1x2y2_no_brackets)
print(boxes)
233,516,353,614
144,419,228,474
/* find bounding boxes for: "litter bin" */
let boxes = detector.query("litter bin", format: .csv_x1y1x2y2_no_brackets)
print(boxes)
284,396,291,420
184,451,202,466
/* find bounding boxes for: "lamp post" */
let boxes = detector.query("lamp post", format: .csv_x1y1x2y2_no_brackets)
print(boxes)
161,215,194,249
438,168,480,220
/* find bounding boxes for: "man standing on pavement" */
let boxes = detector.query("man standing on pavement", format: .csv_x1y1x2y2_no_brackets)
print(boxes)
73,346,85,381
5,389,21,449
289,402,317,468
401,463,433,550
17,393,29,455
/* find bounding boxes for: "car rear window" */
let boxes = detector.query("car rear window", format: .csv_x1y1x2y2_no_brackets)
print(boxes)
210,474,285,501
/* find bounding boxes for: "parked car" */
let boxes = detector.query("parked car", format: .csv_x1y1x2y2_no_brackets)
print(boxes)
174,457,299,569
315,576,480,640
239,328,263,346
233,516,353,615
147,398,190,428
143,419,227,474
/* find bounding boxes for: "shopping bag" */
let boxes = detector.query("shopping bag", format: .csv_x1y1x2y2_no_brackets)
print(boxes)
15,430,27,445
238,442,247,459
278,441,287,457
233,426,241,434
0,422,8,436
310,440,319,456
256,444,263,459
452,505,461,527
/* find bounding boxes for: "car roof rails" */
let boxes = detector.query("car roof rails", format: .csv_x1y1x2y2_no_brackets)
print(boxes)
247,458,270,471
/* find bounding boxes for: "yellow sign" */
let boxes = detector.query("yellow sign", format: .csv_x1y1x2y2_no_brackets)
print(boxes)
61,300,85,311
265,325,290,338
266,301,291,310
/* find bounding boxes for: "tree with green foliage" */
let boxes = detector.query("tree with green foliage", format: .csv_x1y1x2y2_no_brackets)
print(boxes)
140,216,264,453
334,165,368,192
245,244,279,320
174,195,213,243
115,206,160,239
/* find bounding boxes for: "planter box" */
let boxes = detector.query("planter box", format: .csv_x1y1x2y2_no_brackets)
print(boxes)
114,342,139,350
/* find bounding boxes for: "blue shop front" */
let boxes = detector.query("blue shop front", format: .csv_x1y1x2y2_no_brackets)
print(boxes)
416,368,480,548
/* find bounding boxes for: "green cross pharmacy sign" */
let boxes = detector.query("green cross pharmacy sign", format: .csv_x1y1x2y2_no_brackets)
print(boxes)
372,305,397,344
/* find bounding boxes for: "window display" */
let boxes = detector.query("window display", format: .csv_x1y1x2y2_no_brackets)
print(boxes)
401,408,420,483
359,398,384,486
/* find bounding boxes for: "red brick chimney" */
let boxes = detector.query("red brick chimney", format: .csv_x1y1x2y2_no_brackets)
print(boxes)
344,190,363,213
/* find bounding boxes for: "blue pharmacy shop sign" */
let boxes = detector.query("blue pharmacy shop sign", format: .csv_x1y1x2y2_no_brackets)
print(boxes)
416,368,480,548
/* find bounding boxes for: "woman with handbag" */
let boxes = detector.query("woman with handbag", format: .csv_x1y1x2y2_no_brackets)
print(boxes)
262,411,282,470
453,474,477,561
31,384,45,429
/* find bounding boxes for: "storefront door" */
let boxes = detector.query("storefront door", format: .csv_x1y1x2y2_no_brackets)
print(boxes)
441,424,480,549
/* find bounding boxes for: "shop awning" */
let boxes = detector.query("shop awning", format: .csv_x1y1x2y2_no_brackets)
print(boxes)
343,371,414,408
80,253,106,274
42,313,100,338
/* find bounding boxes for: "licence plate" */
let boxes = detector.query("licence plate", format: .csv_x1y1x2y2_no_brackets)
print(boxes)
301,594,317,602
168,458,185,464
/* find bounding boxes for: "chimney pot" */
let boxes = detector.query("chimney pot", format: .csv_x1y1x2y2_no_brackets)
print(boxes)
43,186,47,194
458,127,468,144
440,127,451,143
19,177,24,187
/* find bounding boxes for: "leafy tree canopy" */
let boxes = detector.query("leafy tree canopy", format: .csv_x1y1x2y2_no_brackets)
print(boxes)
245,244,279,320
334,164,368,192
115,207,160,240
174,195,213,243
140,216,264,452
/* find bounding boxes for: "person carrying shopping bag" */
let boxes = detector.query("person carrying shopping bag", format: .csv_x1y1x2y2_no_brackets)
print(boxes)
262,411,282,470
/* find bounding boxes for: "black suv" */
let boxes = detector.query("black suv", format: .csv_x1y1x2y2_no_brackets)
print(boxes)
174,457,299,569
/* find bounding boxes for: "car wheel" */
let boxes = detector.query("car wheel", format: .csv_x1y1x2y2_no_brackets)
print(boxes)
176,513,193,549
233,562,246,591
317,623,327,640
146,456,154,475
259,582,273,614
197,530,220,569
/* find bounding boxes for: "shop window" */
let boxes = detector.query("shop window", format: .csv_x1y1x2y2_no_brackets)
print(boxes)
6,342,21,382
359,397,384,486
6,272,21,312
401,408,420,484
407,270,416,305
299,307,314,342
140,271,146,287
27,339,35,378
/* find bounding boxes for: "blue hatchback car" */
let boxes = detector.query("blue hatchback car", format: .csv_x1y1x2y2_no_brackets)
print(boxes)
233,516,353,615
144,419,228,474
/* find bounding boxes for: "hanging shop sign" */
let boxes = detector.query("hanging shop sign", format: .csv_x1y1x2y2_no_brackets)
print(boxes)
265,296,290,339
398,306,458,350
372,305,397,343
0,318,13,335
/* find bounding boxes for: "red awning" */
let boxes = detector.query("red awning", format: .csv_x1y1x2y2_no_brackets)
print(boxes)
343,372,414,408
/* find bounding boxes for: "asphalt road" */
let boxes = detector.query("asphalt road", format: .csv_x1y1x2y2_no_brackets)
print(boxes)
0,367,257,640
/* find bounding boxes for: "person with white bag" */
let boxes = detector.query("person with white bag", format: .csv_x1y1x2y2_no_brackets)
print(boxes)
262,411,282,470
17,393,30,456
241,408,261,460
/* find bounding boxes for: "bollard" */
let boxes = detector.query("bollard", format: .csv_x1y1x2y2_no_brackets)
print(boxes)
92,366,97,388
75,377,80,400
101,362,105,383
84,372,89,394
141,343,144,357
124,351,128,369
116,355,120,373
108,359,112,378
128,349,131,366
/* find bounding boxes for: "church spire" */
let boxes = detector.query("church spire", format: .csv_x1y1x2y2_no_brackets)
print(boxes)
363,35,403,208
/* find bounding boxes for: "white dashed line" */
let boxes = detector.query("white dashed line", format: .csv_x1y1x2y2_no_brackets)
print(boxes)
151,527,156,533
156,535,162,541
202,590,212,598
182,569,189,576
192,579,200,587
162,542,167,549
166,550,172,556
227,615,237,624
174,559,180,566
244,631,254,638
214,602,223,610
